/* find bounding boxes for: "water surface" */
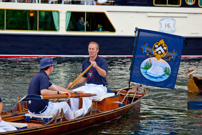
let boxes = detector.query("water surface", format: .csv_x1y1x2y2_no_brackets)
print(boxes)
0,57,202,134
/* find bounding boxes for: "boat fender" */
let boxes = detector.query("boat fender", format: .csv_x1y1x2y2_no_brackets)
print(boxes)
97,0,107,4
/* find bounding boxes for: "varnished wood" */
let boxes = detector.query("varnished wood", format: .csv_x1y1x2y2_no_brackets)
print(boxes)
17,96,22,112
97,97,119,111
1,111,27,119
113,90,145,95
3,115,25,122
79,98,82,109
43,93,96,99
188,75,198,93
27,123,43,128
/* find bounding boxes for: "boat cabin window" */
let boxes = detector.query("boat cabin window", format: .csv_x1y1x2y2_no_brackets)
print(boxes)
6,10,37,30
185,0,195,5
66,12,115,32
199,0,202,6
39,11,59,31
0,10,4,30
4,9,59,31
154,0,181,6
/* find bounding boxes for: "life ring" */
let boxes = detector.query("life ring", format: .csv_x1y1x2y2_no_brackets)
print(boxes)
97,0,107,4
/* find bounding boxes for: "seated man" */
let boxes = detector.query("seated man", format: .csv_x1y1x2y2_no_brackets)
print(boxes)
86,0,97,5
76,17,89,31
0,97,17,132
27,57,84,120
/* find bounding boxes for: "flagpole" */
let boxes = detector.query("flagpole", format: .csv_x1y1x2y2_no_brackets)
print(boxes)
129,27,140,88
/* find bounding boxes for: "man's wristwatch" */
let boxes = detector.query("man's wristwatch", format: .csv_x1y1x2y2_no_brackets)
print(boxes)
57,90,60,94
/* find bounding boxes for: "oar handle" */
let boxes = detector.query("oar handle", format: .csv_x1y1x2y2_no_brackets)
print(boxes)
67,64,92,89
43,93,96,99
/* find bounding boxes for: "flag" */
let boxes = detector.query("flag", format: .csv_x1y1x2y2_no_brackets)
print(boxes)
130,28,185,89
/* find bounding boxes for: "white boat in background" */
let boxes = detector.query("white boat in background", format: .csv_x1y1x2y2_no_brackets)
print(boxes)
0,0,202,58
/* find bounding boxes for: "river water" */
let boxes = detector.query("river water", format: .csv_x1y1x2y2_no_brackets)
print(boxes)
0,57,202,135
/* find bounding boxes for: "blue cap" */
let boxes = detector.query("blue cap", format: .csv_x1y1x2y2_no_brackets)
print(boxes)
38,57,57,69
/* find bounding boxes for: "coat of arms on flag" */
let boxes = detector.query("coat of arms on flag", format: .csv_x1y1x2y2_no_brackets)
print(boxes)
130,28,185,89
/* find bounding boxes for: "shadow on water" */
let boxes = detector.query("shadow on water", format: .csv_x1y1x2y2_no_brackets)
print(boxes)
0,57,202,134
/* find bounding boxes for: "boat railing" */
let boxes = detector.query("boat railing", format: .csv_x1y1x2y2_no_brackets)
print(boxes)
0,0,114,5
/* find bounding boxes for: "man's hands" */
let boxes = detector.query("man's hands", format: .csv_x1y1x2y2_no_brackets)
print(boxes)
68,82,75,89
59,91,71,98
91,61,98,68
90,61,107,77
75,91,85,95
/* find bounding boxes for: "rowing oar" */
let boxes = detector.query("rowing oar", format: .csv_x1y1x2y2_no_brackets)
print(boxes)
54,64,92,102
68,64,92,88
17,93,96,104
187,101,202,110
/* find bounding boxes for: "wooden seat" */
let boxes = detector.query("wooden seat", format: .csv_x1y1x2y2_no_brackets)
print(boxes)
8,122,43,129
95,96,119,111
8,122,28,130
93,93,115,101
25,113,53,123
87,93,119,114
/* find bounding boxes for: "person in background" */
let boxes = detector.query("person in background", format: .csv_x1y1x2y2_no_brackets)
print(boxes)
27,57,84,120
79,0,96,5
0,97,17,132
76,17,89,31
87,0,96,5
68,41,108,114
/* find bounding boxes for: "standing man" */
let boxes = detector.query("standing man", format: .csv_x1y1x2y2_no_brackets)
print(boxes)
68,41,108,114
0,97,17,132
27,57,84,120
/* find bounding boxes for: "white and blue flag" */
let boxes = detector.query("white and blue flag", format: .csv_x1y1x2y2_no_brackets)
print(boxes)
130,28,185,89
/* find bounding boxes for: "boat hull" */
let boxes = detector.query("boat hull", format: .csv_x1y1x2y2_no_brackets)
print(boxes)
0,34,201,57
4,97,143,135
0,34,134,57
2,87,147,135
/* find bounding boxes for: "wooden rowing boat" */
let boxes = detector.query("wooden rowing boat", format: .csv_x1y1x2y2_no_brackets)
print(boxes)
185,69,202,93
1,86,147,135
